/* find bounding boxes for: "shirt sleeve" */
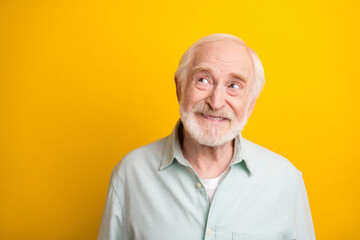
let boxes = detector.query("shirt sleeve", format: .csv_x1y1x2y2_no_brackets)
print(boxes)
292,174,316,240
97,174,123,240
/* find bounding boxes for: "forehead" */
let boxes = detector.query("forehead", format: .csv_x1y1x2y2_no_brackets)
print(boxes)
191,40,254,80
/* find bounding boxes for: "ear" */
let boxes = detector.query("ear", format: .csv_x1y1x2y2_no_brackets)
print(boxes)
175,76,181,103
247,99,257,118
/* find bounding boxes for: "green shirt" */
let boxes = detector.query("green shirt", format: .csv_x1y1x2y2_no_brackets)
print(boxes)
98,121,315,240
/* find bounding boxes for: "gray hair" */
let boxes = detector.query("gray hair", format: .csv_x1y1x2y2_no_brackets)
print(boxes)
175,33,265,100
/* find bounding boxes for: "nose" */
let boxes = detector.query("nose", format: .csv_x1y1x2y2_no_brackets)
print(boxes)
206,85,226,110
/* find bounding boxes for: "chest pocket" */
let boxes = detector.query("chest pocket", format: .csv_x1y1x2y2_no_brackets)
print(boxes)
232,232,289,240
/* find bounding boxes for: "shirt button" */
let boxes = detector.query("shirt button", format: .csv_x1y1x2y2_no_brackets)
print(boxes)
196,182,202,188
206,229,212,235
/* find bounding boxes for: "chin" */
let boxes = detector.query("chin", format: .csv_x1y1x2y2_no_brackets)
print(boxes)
181,111,247,147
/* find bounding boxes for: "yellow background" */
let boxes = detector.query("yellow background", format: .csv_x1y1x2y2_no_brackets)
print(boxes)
1,0,359,239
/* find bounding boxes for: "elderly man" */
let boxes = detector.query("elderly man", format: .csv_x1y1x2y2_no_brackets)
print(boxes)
98,33,315,240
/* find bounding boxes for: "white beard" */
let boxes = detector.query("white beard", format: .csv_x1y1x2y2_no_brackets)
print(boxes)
180,102,248,147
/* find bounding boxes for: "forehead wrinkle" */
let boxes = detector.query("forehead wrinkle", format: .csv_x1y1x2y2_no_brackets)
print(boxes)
213,52,253,70
191,42,254,82
213,55,245,64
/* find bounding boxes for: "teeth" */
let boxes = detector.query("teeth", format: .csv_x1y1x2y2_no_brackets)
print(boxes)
202,114,225,120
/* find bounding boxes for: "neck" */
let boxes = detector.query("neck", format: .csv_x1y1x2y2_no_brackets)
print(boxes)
179,124,234,179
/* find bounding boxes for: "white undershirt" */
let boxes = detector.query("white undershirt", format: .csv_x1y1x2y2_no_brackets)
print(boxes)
201,169,229,203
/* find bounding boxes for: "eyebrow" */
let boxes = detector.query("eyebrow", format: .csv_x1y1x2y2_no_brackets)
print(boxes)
192,66,213,73
191,66,248,82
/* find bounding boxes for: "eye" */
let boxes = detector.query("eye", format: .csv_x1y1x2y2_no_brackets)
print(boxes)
229,83,241,89
194,77,212,90
197,78,209,84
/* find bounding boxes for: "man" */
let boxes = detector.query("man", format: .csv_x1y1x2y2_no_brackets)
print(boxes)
98,33,315,240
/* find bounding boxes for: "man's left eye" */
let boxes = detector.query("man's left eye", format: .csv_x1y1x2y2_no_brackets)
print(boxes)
229,83,241,89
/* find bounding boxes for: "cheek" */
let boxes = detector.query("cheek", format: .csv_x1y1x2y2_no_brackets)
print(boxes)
180,95,196,112
231,101,249,119
183,90,208,108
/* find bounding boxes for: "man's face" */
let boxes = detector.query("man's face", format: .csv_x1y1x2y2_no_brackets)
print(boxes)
178,40,255,147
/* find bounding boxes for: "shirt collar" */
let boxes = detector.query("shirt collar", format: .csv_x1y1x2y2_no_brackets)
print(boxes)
159,120,253,175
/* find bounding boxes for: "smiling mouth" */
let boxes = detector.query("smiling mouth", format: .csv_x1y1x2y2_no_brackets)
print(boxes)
200,113,227,121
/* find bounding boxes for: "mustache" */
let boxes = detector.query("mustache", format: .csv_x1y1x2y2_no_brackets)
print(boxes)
191,103,235,120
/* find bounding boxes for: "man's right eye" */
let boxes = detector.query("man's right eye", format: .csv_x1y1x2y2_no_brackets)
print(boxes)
197,78,209,84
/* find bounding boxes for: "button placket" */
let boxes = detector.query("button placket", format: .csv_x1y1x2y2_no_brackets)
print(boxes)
204,228,215,240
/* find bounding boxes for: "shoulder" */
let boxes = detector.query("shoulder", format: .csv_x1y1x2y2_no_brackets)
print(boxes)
119,136,168,167
110,136,169,182
242,137,302,182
